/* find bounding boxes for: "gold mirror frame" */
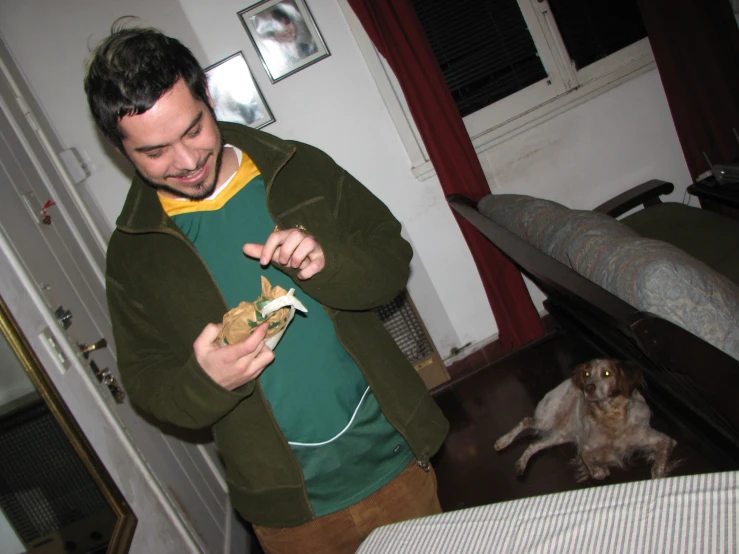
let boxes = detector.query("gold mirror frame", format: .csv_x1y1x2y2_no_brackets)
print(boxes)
0,295,137,552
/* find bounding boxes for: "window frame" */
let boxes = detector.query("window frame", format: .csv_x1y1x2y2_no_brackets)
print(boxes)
338,0,655,180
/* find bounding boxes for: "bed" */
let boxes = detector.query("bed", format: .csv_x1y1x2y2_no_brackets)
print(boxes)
356,471,738,553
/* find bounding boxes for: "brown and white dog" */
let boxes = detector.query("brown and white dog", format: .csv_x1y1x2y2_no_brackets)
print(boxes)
494,359,675,481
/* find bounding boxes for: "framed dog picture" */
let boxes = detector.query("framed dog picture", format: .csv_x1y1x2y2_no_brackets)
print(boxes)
238,0,330,83
205,52,275,129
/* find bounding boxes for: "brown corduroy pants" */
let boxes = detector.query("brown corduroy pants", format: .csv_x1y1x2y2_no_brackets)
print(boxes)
252,461,441,554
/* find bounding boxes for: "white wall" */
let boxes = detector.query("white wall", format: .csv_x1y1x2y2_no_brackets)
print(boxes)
477,68,692,311
0,0,690,359
480,69,690,209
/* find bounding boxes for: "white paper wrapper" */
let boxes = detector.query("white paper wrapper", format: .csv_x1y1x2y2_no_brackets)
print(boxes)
260,289,308,349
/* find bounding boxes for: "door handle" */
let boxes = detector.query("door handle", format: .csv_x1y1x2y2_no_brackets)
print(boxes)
79,338,107,358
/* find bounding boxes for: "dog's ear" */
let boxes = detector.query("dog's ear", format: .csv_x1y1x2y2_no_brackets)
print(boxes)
616,360,644,397
572,362,587,390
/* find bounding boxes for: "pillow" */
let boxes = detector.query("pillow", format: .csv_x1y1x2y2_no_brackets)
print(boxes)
478,194,637,265
570,234,739,360
478,194,739,360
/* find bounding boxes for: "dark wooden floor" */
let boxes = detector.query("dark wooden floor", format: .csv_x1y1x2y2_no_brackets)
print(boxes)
249,329,730,552
430,330,723,512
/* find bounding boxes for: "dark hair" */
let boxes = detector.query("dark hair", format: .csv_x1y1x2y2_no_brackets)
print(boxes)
84,18,209,150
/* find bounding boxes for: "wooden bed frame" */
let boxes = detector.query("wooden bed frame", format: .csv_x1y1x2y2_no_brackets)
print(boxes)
447,192,739,469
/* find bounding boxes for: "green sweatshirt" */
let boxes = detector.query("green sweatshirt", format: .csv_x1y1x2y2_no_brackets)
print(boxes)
106,122,449,527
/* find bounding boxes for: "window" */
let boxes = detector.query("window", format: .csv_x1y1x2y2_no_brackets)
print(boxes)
547,0,647,70
410,0,648,121
410,1,548,118
338,0,654,179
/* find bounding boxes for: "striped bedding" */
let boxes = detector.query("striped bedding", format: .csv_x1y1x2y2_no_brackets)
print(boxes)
356,471,738,553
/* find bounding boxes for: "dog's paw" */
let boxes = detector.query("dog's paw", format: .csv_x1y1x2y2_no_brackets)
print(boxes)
571,459,590,482
590,466,610,480
494,438,508,451
514,458,527,477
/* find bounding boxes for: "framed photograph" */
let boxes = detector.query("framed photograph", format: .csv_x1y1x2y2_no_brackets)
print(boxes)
205,52,275,129
238,0,330,83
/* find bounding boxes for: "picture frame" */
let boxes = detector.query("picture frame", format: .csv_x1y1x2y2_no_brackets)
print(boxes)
238,0,330,83
205,51,275,129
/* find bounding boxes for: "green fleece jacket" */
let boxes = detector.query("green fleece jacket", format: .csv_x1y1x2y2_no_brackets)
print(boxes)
106,122,449,527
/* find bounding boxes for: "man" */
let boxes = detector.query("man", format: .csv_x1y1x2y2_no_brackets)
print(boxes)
84,22,449,554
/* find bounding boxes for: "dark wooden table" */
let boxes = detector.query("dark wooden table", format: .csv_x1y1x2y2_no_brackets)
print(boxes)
687,179,739,221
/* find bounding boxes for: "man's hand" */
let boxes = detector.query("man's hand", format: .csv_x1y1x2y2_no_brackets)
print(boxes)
194,322,274,391
243,228,325,279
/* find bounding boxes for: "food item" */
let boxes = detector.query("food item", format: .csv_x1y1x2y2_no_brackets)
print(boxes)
217,276,293,344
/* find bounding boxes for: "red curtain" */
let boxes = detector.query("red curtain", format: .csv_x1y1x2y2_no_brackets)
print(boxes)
639,0,739,179
348,0,544,349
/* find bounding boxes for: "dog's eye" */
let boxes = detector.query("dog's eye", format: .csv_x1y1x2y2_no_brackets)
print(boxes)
584,371,590,377
604,370,611,377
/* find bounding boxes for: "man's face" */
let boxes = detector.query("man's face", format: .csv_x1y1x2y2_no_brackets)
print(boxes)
118,79,224,200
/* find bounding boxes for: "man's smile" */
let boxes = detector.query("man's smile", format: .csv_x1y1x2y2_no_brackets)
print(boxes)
170,159,209,184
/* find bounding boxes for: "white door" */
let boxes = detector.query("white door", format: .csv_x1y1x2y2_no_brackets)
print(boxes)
0,37,249,554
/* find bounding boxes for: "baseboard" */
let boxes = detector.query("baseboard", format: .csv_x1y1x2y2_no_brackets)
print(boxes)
444,315,558,380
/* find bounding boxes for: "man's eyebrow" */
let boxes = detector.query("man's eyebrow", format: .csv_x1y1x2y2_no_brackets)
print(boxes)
133,111,204,153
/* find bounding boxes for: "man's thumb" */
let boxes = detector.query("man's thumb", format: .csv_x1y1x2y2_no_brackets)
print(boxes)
243,243,264,259
196,322,223,348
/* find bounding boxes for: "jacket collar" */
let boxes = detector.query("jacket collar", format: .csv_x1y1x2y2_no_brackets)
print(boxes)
115,122,296,233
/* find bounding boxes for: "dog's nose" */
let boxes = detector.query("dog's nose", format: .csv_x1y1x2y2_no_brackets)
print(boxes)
585,384,596,394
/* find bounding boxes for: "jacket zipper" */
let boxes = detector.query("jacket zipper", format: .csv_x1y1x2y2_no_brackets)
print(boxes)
262,146,315,517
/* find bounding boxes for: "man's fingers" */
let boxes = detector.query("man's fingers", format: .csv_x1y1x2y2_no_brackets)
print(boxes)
195,324,273,391
247,322,270,343
276,230,307,266
219,323,268,360
195,323,223,350
289,236,317,268
236,347,274,382
232,329,274,378
244,229,323,275
252,347,275,373
243,243,265,260
260,230,290,265
297,257,325,280
236,323,269,352
297,262,322,280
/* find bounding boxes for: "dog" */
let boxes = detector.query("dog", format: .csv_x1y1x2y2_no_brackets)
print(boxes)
494,359,676,481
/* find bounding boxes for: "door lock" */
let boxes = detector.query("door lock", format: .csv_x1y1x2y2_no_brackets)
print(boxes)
76,339,123,403
89,359,126,404
54,306,73,329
